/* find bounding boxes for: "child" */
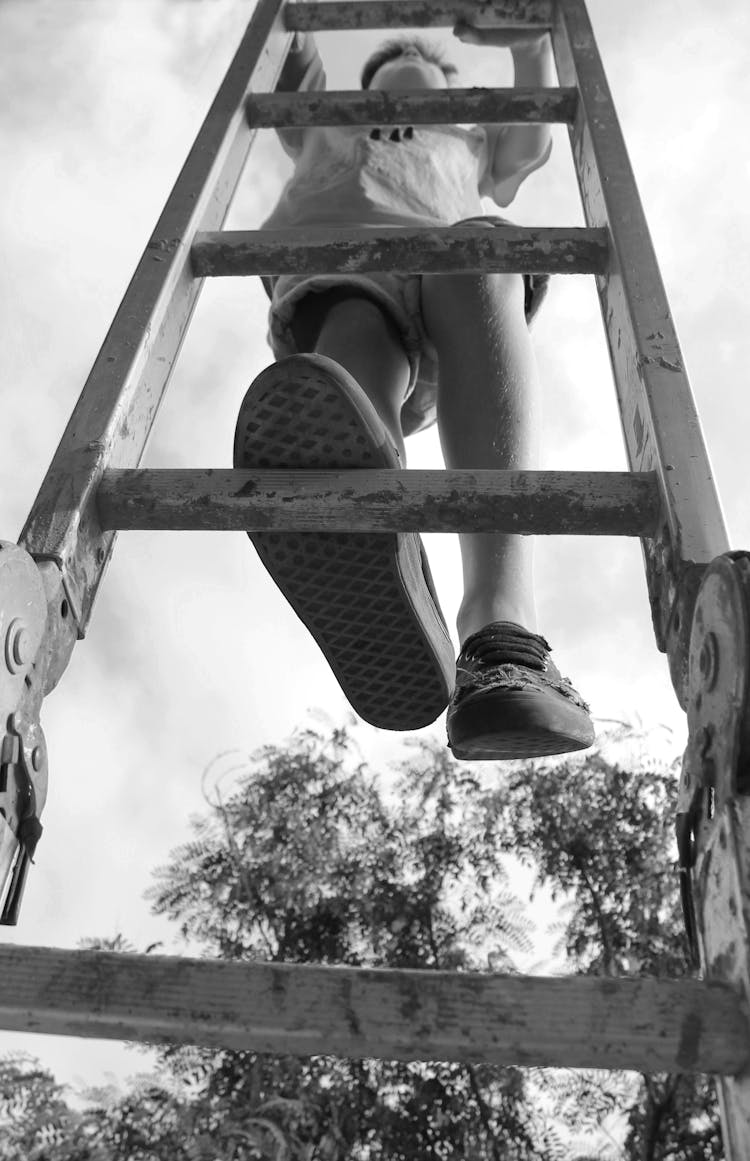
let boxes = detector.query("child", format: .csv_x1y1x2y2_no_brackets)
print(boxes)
234,20,594,759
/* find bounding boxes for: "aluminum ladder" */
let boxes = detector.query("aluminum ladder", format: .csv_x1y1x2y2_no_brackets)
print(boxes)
2,0,749,1151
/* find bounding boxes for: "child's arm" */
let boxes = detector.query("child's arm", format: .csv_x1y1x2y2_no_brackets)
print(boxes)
274,32,327,157
455,24,555,207
277,32,321,92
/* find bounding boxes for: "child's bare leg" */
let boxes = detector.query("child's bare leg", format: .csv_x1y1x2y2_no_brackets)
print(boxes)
421,271,540,643
311,296,410,461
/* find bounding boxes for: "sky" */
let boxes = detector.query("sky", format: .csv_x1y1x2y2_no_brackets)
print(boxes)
1,0,749,1093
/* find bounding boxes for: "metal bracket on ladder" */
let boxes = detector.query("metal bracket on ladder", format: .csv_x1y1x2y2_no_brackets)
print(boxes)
0,544,51,922
0,544,77,923
676,553,750,1153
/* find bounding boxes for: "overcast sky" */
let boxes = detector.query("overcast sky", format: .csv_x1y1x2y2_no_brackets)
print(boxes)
1,0,749,1090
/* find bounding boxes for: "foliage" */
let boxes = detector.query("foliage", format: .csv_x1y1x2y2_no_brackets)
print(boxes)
2,722,724,1159
0,1054,99,1161
143,728,539,1159
490,726,722,1160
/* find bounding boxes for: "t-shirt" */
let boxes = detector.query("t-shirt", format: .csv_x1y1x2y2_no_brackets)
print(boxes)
262,50,493,232
263,123,489,231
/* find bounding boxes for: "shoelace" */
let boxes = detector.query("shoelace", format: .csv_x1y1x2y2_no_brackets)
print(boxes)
455,623,591,711
459,622,550,672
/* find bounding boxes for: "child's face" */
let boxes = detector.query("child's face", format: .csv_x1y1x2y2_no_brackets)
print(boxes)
368,46,449,91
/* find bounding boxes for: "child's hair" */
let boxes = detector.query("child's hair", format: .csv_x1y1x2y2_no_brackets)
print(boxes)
360,36,458,90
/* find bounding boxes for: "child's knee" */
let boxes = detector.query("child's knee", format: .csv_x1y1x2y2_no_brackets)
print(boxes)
422,271,524,336
320,294,400,344
291,291,398,354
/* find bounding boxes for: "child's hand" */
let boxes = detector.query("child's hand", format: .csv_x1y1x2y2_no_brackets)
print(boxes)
290,30,312,54
453,21,549,54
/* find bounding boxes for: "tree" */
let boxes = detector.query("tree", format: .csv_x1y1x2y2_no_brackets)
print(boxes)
489,725,722,1161
2,722,722,1159
0,1053,105,1161
145,727,540,1159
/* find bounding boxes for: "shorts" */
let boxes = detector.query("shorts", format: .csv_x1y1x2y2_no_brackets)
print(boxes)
262,215,550,437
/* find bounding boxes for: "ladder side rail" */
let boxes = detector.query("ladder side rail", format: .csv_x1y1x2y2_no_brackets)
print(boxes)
552,0,729,706
246,86,578,128
284,0,554,32
0,944,747,1075
18,0,291,636
681,556,750,1160
696,793,750,1157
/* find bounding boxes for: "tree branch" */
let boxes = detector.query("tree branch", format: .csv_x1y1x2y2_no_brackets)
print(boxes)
643,1076,677,1161
426,904,440,966
425,900,503,1161
213,794,277,959
465,1061,503,1161
574,856,616,976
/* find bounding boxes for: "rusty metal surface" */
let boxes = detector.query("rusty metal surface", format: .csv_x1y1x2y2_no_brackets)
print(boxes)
553,0,729,696
96,467,661,536
284,0,554,31
247,86,578,127
688,557,750,811
192,224,608,277
679,554,750,1157
0,943,748,1073
6,0,290,919
0,543,52,921
19,0,292,635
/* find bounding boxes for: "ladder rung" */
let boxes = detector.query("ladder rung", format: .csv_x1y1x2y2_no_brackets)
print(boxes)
97,469,660,536
0,945,745,1074
247,87,578,129
285,0,554,32
191,225,608,277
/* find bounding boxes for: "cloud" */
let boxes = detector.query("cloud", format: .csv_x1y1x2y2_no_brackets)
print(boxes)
3,0,749,1088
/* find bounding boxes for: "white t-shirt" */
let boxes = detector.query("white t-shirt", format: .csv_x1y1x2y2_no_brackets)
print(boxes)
263,52,494,231
264,121,490,230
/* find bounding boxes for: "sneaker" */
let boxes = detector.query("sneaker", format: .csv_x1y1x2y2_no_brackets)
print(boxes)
234,354,455,730
447,621,595,760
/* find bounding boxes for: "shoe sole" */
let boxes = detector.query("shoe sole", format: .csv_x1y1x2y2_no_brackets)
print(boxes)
234,354,454,731
448,689,595,760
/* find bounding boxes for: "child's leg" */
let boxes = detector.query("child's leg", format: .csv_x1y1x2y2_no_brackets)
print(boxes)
421,271,540,643
236,290,455,730
301,293,411,462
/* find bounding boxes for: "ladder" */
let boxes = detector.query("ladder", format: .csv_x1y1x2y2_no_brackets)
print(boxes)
1,0,748,1151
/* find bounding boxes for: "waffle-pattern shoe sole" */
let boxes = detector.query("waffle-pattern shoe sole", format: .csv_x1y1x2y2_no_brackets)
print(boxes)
234,354,455,731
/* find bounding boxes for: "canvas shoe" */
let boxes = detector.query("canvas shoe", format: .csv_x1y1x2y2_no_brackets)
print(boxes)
234,354,455,730
447,621,594,760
